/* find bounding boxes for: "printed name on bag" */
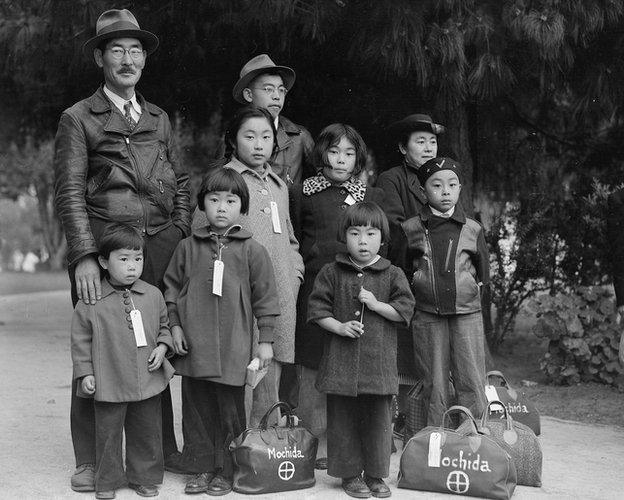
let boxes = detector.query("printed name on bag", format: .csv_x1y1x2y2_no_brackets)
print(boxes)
267,445,305,460
491,402,529,415
435,450,491,473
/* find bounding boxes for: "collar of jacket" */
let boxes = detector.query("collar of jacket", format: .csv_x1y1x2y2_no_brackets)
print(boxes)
401,161,427,205
279,115,304,136
225,157,282,185
335,252,391,272
420,203,467,224
302,173,366,202
101,278,149,298
88,85,162,135
192,224,251,240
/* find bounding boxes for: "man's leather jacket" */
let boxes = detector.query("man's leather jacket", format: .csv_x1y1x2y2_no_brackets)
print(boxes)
53,87,191,267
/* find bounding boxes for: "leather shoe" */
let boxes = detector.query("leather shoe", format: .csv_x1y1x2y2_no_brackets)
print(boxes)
342,475,371,498
95,491,116,500
206,474,232,496
128,483,159,497
71,463,95,492
164,451,188,474
185,472,213,494
364,475,391,498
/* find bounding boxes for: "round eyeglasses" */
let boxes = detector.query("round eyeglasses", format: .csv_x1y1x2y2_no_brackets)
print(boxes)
253,85,288,96
107,47,145,61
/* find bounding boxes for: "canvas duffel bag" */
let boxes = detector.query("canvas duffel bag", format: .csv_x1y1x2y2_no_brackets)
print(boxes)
398,405,517,500
229,402,318,494
486,370,541,435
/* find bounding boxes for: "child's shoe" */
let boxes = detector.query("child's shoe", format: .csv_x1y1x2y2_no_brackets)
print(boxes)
95,491,115,499
363,476,391,498
128,483,158,497
71,463,95,492
206,474,232,496
342,475,371,498
185,472,213,494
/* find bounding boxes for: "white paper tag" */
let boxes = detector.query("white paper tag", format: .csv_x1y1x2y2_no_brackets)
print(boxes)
485,384,499,403
213,259,224,296
270,201,282,233
344,194,356,205
130,309,147,347
428,432,442,467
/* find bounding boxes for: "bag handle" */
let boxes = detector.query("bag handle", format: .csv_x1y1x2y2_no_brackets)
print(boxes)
259,401,293,430
440,405,478,434
486,370,511,387
481,400,514,430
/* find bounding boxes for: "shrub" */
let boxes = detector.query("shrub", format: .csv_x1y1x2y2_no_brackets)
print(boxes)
529,286,623,388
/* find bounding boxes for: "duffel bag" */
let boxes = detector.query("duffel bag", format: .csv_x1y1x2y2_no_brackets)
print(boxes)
229,402,318,494
398,405,517,500
486,370,541,435
460,400,542,487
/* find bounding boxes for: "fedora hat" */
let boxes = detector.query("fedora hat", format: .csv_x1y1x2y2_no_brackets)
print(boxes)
83,9,159,57
388,113,446,138
232,54,296,104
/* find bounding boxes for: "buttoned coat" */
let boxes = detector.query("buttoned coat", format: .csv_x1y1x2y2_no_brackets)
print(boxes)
71,279,174,403
53,86,191,267
163,226,280,385
290,178,385,368
308,254,415,396
192,158,304,363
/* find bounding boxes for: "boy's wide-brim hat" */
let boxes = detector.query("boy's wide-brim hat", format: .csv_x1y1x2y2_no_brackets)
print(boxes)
388,113,446,139
83,9,159,57
232,54,296,104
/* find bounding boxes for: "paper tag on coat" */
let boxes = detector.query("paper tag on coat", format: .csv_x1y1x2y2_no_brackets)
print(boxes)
213,260,224,296
485,385,499,403
344,194,356,205
428,432,442,467
130,309,147,347
270,201,282,233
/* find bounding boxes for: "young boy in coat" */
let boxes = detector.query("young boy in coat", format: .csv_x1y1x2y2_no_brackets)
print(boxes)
401,157,489,427
71,223,174,499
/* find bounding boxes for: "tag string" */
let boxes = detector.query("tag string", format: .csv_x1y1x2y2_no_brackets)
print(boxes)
125,289,137,311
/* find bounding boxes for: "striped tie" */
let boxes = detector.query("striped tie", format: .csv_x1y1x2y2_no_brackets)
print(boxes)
123,101,137,129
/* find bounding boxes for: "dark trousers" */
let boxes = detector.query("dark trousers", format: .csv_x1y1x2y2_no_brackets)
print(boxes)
69,224,182,466
326,394,393,479
94,395,163,491
179,377,246,478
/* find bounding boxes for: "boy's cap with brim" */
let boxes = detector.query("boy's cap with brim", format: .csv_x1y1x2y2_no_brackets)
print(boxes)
83,9,159,57
388,113,446,139
232,54,296,104
417,157,462,186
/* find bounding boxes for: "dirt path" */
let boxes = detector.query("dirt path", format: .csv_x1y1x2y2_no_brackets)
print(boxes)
1,290,623,499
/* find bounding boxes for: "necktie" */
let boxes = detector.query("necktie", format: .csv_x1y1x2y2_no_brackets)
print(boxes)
123,101,137,129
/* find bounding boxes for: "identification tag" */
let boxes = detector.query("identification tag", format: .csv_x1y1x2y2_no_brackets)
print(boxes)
427,432,442,467
270,201,282,233
130,309,147,347
213,259,224,296
344,194,356,205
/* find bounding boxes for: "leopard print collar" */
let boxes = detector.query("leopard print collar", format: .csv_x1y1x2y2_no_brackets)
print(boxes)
302,173,366,202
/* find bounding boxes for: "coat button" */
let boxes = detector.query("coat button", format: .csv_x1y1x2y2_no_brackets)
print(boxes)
263,207,271,214
213,253,218,258
123,299,131,305
128,324,133,330
340,189,346,195
126,315,132,322
125,307,131,313
261,189,268,195
354,310,360,316
357,273,363,278
340,205,346,210
122,292,129,298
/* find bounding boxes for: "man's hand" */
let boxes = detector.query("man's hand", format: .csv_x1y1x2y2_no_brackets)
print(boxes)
148,344,168,371
337,320,364,338
257,342,273,369
171,325,188,355
75,255,102,305
81,375,96,395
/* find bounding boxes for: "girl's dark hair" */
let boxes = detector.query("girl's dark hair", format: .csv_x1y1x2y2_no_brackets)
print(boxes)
98,223,144,259
338,202,390,243
313,123,367,176
197,168,250,214
224,106,277,159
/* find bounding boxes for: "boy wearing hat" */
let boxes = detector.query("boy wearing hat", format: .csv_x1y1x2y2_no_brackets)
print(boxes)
233,54,314,185
401,157,489,426
53,8,190,491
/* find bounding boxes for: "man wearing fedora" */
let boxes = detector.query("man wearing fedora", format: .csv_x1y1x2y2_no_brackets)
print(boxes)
233,53,314,185
53,9,190,492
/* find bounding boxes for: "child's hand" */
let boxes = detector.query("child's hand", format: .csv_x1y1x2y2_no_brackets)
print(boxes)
358,287,378,312
257,342,273,369
171,325,188,355
338,320,364,338
148,343,168,371
81,375,95,395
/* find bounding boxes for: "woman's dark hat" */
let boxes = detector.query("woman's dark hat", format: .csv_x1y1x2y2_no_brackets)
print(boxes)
83,9,159,57
233,54,296,104
388,113,446,139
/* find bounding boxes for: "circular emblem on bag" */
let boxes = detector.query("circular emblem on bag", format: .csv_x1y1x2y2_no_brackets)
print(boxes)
278,460,295,481
446,470,469,494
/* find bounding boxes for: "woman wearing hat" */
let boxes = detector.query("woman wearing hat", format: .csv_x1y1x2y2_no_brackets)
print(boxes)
376,113,445,439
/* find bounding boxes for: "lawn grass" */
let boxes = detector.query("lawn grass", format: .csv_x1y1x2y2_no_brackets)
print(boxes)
0,271,69,296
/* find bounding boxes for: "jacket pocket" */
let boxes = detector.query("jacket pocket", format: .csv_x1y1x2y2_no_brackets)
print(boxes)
86,162,113,197
147,143,177,216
